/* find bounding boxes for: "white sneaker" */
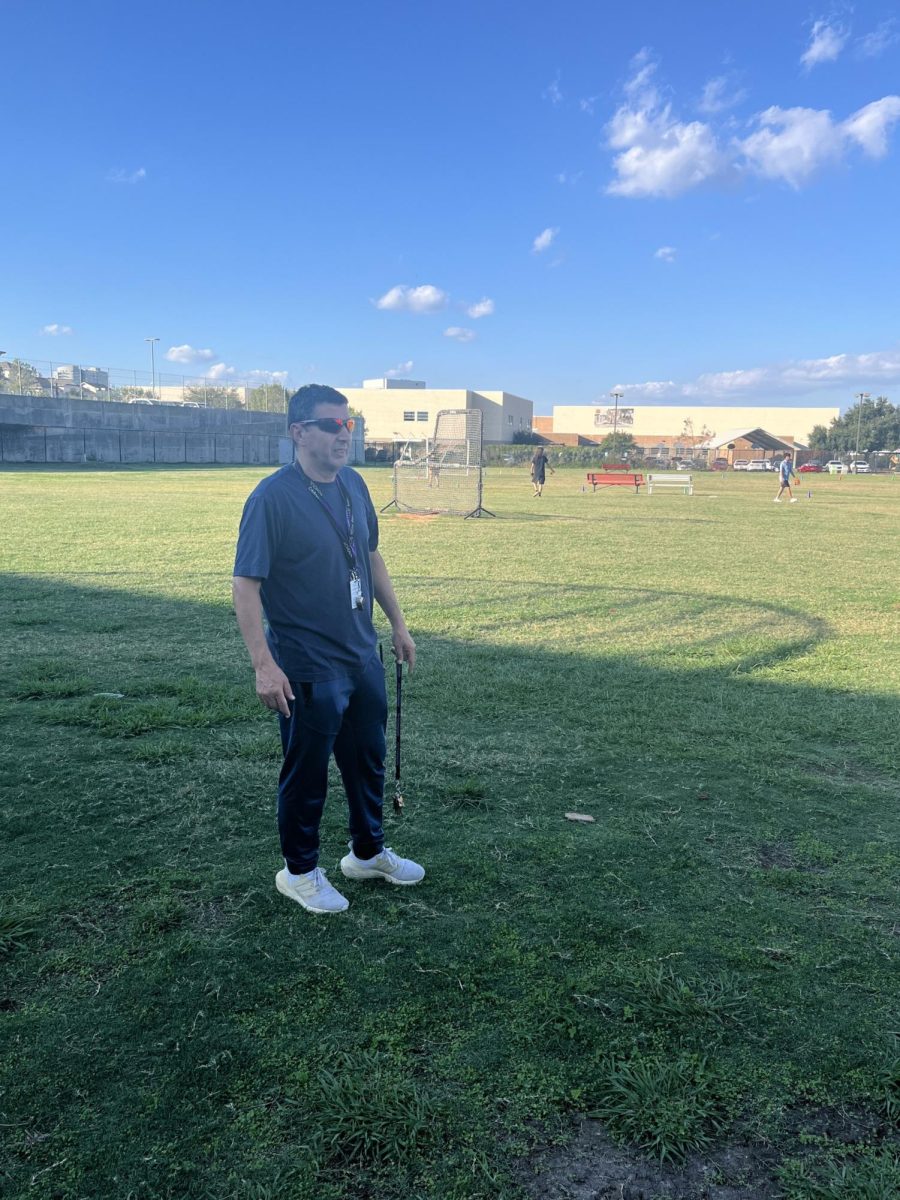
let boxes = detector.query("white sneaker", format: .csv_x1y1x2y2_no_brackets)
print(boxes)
275,867,349,913
340,846,425,886
773,498,781,503
790,498,798,503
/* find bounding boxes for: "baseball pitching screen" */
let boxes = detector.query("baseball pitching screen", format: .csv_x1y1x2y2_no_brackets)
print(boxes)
390,408,486,516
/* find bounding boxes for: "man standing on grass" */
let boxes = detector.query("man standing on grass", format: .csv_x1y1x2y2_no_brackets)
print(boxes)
774,453,799,503
530,446,555,497
232,384,424,914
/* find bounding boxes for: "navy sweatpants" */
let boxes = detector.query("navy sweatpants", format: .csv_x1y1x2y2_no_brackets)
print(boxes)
277,653,388,875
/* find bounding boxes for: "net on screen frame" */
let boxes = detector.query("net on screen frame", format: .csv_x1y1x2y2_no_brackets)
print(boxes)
384,409,493,518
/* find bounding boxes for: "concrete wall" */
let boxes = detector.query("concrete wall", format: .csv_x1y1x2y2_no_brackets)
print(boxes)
0,395,363,465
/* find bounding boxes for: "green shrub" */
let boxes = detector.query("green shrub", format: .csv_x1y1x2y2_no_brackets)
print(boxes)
587,1054,727,1163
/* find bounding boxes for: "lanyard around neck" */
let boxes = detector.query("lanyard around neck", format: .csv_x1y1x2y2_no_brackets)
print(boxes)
293,462,357,570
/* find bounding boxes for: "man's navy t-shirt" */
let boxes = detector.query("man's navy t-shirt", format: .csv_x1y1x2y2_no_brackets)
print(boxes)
233,465,379,682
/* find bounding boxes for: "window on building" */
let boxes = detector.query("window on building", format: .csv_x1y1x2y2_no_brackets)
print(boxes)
416,411,428,421
507,414,514,425
403,411,415,421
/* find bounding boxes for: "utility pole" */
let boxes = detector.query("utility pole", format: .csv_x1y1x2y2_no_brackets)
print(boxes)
145,337,160,399
854,392,870,461
610,391,623,456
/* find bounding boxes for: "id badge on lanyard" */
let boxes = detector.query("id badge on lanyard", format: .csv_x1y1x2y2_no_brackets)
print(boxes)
350,571,365,610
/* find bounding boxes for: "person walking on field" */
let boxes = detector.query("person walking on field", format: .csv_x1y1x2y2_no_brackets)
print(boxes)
774,452,799,503
232,384,424,915
530,446,555,497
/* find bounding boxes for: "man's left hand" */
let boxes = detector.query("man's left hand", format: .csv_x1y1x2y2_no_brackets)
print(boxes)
392,625,416,673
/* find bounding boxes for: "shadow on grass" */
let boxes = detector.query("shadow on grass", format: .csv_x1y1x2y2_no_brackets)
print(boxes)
1,572,898,1200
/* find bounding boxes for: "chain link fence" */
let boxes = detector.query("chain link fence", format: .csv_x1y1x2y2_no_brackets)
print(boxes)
0,354,291,413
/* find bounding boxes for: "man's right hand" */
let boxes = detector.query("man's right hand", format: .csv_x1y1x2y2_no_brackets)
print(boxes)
255,664,295,716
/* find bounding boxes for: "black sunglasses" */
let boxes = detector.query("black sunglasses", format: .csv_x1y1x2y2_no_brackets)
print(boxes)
297,417,355,434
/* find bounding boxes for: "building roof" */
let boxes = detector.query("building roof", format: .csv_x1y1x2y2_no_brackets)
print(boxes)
696,427,802,452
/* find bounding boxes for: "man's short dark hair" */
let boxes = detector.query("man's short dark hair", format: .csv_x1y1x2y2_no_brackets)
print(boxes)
287,385,348,427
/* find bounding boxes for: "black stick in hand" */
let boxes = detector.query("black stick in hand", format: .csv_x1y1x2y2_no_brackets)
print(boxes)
393,658,405,813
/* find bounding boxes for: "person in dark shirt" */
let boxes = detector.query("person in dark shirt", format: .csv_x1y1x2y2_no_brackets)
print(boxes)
530,447,554,497
233,384,424,914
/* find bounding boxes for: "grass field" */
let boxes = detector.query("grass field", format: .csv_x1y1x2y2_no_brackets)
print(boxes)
1,464,898,1200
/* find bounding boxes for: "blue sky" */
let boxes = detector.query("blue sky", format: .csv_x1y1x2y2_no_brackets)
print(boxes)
4,0,900,414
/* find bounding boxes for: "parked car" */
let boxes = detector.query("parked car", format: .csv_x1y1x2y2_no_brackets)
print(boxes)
850,460,870,473
798,461,822,473
675,460,695,471
747,459,770,472
825,460,844,473
127,397,155,405
732,459,749,470
711,458,729,470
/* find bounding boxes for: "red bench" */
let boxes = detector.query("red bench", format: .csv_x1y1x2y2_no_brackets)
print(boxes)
587,471,644,493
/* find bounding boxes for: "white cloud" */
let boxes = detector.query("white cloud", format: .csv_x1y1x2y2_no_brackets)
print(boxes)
842,96,900,157
606,53,731,197
543,77,563,105
605,51,900,196
375,284,448,314
739,97,900,187
654,246,677,262
107,167,146,184
444,327,476,342
612,343,900,402
556,169,584,185
580,96,598,115
739,106,845,187
801,18,850,69
856,19,900,58
40,323,73,335
247,369,289,383
697,75,747,115
607,109,728,197
532,227,559,253
206,362,236,381
385,361,414,378
466,297,494,319
165,344,216,364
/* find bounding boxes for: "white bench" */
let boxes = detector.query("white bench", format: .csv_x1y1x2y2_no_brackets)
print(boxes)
647,473,693,495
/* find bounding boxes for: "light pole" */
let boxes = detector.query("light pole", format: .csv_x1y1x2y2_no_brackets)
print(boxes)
854,392,870,461
145,337,160,399
609,391,623,456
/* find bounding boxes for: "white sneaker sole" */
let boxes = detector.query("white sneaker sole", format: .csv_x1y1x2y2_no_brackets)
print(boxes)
275,872,349,914
340,858,424,886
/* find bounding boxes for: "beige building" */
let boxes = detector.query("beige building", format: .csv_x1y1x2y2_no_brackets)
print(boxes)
337,382,533,443
551,403,839,450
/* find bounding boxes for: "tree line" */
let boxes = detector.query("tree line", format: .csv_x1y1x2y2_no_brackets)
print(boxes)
808,396,899,455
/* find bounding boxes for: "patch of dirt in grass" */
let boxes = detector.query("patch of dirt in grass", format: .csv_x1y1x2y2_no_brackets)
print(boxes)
757,842,796,870
756,842,830,874
192,898,231,931
521,1107,900,1200
781,1103,891,1145
519,1119,781,1198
